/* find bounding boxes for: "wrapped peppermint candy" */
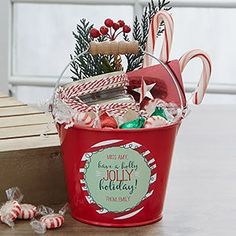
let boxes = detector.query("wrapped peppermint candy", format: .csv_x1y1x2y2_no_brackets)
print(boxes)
0,187,23,227
0,187,37,227
142,98,183,128
73,112,95,128
18,204,37,220
144,116,169,128
115,109,139,127
30,203,69,234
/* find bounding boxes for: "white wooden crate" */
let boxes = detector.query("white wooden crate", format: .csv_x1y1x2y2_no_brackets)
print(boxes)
0,92,66,205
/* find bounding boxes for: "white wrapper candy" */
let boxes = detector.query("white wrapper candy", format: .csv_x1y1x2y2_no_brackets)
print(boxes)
40,213,65,229
144,116,169,128
73,112,95,128
0,200,21,227
143,98,169,116
30,203,69,234
0,187,25,227
18,204,37,220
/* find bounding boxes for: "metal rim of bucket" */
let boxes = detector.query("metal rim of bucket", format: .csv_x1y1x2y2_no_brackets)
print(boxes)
60,118,181,133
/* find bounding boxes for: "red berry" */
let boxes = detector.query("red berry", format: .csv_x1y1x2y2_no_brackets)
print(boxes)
118,20,125,27
104,18,114,28
123,25,131,33
100,26,109,35
112,23,120,31
90,28,100,38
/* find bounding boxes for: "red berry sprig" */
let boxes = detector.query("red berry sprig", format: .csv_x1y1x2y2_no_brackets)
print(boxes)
90,18,131,40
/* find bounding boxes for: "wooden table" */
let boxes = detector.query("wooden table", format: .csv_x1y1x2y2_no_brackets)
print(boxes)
0,102,236,235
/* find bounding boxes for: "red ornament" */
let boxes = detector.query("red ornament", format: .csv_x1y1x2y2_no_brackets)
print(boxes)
118,20,125,27
100,26,109,35
90,28,101,38
123,25,131,33
104,18,114,28
112,23,120,31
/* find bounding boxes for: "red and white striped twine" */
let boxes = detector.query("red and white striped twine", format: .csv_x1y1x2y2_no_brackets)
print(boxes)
61,73,128,99
61,95,138,117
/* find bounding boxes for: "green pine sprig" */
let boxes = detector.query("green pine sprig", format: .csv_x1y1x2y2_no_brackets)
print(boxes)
70,0,171,80
70,19,115,80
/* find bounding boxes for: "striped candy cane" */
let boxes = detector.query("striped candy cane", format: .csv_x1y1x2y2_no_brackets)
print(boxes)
179,49,212,105
143,10,174,67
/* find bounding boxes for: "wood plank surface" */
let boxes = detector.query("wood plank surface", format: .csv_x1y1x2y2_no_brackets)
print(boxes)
0,147,66,207
0,113,53,128
0,105,44,117
0,97,25,107
0,134,60,152
0,123,57,139
0,92,8,98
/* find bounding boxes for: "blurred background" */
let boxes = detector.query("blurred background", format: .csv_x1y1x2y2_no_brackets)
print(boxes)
0,0,236,105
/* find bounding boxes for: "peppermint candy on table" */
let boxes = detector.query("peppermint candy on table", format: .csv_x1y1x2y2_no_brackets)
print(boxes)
144,116,169,128
0,200,21,226
40,213,65,229
18,204,36,220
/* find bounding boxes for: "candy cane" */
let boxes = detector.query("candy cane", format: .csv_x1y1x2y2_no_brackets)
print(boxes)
143,10,174,67
179,49,212,105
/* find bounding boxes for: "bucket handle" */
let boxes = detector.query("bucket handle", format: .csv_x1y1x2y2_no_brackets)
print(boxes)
51,42,186,115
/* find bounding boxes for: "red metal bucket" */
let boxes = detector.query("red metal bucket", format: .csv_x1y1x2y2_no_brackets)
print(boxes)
58,120,181,227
